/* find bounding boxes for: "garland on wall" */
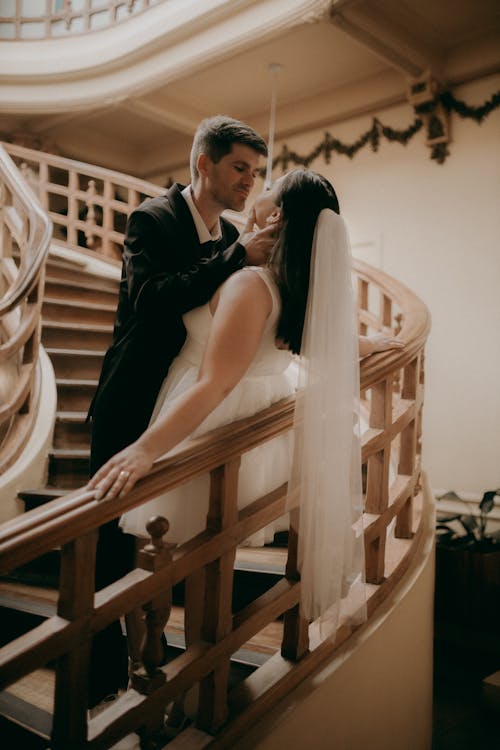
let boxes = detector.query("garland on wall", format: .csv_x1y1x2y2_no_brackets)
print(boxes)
264,84,500,171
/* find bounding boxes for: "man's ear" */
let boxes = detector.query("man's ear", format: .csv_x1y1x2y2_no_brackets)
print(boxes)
197,153,210,179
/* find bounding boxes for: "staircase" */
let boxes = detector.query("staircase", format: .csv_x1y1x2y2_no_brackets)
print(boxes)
22,253,117,503
0,249,287,738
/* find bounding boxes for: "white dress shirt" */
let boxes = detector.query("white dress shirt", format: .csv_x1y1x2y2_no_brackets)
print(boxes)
181,185,222,243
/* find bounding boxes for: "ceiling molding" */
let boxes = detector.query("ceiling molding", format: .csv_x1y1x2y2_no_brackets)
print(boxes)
140,68,409,176
122,98,203,136
329,0,444,80
0,0,333,113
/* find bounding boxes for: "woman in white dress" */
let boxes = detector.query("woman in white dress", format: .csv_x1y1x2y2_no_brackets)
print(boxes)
89,169,401,624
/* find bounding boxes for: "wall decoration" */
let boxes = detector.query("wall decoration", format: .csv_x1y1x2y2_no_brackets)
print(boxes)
265,80,500,171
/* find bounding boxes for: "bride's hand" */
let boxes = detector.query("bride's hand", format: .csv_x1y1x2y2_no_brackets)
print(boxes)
359,333,404,358
87,442,154,501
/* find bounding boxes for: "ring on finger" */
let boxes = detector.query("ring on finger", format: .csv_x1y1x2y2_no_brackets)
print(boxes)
118,470,130,480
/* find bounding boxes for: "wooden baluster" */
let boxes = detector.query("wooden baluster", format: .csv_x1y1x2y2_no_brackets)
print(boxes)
130,516,173,694
396,356,420,539
51,531,97,750
366,378,392,513
84,179,96,250
128,188,140,210
281,507,309,660
0,184,12,259
358,278,368,335
19,162,32,192
38,160,49,210
63,0,72,30
101,179,113,257
365,377,393,583
197,458,240,732
381,293,392,328
67,170,78,247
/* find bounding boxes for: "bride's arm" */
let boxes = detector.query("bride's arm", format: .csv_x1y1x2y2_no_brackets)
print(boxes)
88,271,273,500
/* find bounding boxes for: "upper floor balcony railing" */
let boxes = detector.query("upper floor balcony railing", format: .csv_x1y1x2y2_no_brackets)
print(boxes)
0,0,165,40
0,143,432,748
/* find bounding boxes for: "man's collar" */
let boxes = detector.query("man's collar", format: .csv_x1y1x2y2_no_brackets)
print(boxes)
181,185,222,243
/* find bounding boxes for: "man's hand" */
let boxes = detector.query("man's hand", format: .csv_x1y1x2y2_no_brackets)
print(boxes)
239,208,279,266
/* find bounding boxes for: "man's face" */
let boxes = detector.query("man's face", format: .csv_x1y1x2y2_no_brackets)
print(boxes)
203,144,262,212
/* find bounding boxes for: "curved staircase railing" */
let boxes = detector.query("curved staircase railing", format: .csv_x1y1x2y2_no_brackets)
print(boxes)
0,143,432,746
0,145,52,474
0,200,431,749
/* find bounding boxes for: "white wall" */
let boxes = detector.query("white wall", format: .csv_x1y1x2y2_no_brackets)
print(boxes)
267,74,500,497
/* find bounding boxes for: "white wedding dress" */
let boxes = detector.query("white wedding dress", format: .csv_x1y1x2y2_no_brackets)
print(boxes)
120,267,296,547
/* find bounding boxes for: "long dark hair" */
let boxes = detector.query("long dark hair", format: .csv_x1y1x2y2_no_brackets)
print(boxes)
270,170,340,354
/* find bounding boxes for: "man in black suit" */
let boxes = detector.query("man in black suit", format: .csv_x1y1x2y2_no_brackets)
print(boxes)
87,116,274,707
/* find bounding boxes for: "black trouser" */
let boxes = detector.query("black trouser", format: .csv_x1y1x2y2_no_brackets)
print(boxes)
88,406,139,707
88,520,136,707
88,399,170,707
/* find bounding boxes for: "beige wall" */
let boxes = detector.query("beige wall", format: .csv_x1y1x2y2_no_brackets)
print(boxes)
266,74,500,497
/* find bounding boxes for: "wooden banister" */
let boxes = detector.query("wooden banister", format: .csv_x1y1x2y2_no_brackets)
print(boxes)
0,144,431,749
0,145,51,473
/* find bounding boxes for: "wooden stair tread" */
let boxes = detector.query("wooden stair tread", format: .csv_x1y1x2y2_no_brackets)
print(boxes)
0,594,281,660
45,274,119,293
43,296,117,313
47,251,86,270
43,319,113,333
56,411,89,422
0,581,57,618
1,667,55,720
234,546,287,575
55,377,98,386
166,605,282,661
50,447,89,458
46,347,105,358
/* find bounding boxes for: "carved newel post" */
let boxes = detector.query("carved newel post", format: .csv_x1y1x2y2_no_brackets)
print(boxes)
130,516,173,695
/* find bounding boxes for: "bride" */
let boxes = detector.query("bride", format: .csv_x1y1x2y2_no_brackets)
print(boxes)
88,168,401,624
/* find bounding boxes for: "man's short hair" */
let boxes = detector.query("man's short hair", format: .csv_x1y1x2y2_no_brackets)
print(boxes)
190,115,267,182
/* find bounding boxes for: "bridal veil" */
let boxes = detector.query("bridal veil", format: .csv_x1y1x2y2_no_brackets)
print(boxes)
288,208,366,636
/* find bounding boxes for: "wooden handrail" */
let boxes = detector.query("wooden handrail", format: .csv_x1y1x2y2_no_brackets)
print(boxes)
0,145,52,473
0,144,431,749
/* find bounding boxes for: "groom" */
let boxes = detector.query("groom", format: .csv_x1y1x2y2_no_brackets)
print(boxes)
88,115,274,707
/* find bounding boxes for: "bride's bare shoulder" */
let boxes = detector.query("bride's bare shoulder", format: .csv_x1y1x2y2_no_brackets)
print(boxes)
211,267,273,315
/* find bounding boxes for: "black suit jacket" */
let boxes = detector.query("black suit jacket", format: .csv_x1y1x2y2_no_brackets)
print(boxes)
88,183,245,473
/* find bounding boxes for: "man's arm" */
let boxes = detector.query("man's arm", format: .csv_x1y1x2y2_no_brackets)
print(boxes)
124,210,247,321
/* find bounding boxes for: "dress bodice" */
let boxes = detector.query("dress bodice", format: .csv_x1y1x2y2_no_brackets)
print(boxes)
177,266,291,375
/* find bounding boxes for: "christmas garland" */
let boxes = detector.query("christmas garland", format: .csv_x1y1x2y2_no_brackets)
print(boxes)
264,88,500,170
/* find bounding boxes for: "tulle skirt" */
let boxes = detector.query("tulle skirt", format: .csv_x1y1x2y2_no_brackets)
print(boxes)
120,356,297,546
